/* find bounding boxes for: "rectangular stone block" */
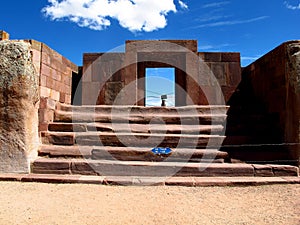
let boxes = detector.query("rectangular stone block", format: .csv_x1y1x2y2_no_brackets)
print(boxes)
41,132,75,145
226,62,241,86
60,92,66,102
71,161,98,175
32,159,71,174
221,53,240,62
46,77,54,89
50,89,60,101
210,63,227,85
38,123,49,132
40,64,51,77
203,52,221,62
253,164,274,177
271,165,299,176
41,51,51,65
40,86,51,98
38,108,54,123
40,75,47,87
51,69,62,81
65,94,72,104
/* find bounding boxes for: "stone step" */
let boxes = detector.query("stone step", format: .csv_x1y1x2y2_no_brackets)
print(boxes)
2,174,300,186
39,145,229,162
56,103,229,115
54,110,227,125
31,158,299,177
48,122,225,135
41,131,226,148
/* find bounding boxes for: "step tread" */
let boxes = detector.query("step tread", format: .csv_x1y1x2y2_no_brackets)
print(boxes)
41,131,226,147
39,145,229,161
57,103,229,112
2,174,299,186
48,122,225,134
31,158,299,177
54,111,227,124
42,131,225,137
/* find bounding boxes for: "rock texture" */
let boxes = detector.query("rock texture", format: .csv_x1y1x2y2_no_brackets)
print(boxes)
0,40,39,173
287,42,300,165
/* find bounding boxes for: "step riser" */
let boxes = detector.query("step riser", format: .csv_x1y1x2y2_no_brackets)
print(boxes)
39,146,229,162
32,161,257,177
54,112,227,125
41,133,225,148
31,160,300,177
91,150,228,162
48,123,225,135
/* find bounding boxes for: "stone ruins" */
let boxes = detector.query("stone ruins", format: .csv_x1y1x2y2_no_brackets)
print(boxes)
0,30,299,185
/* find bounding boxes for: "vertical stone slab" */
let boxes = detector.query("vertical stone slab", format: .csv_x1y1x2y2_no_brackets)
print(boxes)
0,40,39,173
286,42,300,165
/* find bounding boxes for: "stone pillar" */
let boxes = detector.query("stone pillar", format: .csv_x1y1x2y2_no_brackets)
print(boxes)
0,40,40,173
0,31,10,41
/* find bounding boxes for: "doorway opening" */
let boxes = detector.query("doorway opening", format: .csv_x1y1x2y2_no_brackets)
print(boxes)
145,68,175,107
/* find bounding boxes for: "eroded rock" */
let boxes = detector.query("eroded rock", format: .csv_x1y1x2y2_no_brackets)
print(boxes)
0,40,39,173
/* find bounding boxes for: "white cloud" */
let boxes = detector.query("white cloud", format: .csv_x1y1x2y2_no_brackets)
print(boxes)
178,0,188,9
199,43,232,51
241,55,263,66
284,1,300,10
42,0,185,32
202,1,230,8
192,16,269,28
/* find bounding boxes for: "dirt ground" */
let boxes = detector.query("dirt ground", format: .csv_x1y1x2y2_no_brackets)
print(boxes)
0,182,299,225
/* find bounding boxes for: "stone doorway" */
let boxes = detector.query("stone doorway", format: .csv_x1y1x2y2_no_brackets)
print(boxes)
137,52,187,107
144,68,175,107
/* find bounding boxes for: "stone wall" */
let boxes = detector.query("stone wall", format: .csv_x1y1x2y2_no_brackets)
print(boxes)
0,40,39,173
0,34,78,173
81,40,241,106
82,53,125,105
198,52,241,105
26,40,78,132
242,41,300,165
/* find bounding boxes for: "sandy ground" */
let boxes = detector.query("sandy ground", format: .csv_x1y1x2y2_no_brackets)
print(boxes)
0,182,299,225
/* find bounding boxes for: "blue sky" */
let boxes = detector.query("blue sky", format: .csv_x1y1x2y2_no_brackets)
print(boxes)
1,0,300,68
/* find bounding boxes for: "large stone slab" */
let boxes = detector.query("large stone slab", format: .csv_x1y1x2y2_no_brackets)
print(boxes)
0,40,39,173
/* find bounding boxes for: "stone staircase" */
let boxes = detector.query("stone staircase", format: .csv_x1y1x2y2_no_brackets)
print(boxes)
30,103,299,185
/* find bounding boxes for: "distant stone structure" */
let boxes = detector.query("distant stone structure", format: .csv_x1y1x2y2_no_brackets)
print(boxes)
0,31,299,180
0,30,9,41
81,40,241,106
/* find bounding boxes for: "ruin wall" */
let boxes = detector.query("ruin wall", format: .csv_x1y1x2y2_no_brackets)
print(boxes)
242,41,300,165
26,40,78,132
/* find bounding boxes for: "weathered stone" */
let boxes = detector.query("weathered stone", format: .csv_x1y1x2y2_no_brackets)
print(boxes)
0,40,39,173
252,164,274,177
31,158,70,174
41,131,75,145
70,160,97,175
271,165,299,176
104,82,124,105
